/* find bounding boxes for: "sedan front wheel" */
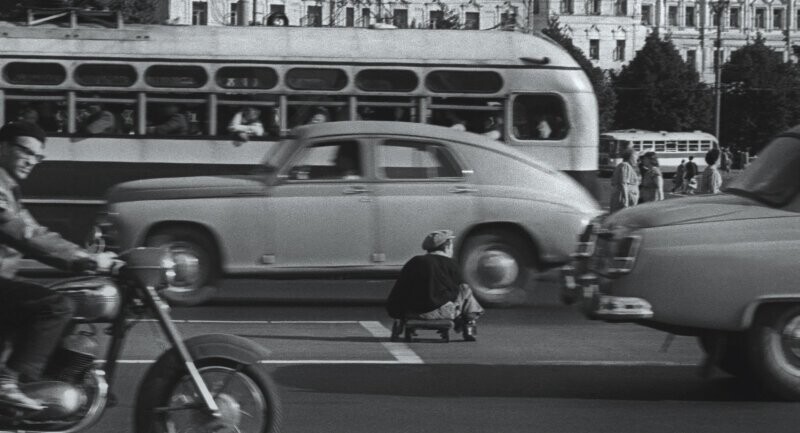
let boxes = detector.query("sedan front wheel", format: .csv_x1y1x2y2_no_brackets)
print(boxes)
750,304,800,400
459,230,534,307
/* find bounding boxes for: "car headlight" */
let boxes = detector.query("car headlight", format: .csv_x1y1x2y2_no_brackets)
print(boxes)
160,253,177,286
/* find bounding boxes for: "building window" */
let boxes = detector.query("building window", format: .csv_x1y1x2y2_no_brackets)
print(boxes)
729,7,739,28
362,8,371,27
589,0,602,15
192,1,208,25
641,4,652,25
614,39,626,61
615,0,627,16
560,0,574,14
589,39,599,60
712,8,721,26
685,6,695,27
393,8,408,28
755,8,766,29
430,10,443,27
465,12,480,29
774,9,784,30
668,6,678,26
230,2,237,25
346,7,354,26
686,49,696,70
534,0,540,14
307,5,322,26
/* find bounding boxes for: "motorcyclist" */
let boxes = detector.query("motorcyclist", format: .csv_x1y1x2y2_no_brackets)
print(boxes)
0,121,116,411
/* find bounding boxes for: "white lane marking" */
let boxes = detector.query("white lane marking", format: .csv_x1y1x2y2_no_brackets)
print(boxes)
106,360,698,366
359,321,424,364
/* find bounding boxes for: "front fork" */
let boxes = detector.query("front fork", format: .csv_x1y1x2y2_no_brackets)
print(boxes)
144,285,221,417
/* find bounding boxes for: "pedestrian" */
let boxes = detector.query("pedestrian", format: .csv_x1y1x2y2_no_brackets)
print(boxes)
721,146,733,174
609,147,640,212
0,121,116,411
307,107,330,125
228,106,264,141
672,159,686,193
639,151,664,203
683,155,699,194
699,148,723,194
386,230,484,342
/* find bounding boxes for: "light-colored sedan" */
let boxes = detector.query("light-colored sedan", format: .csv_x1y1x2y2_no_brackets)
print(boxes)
562,125,800,399
99,121,599,306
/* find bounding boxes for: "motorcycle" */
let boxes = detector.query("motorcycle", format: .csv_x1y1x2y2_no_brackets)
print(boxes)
0,247,282,433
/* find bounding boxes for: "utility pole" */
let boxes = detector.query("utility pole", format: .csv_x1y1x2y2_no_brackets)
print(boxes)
711,0,729,140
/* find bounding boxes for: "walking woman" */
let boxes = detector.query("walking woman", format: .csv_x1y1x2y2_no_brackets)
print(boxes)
609,147,641,212
639,151,664,203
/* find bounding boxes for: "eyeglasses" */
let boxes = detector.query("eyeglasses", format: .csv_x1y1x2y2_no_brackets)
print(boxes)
12,143,45,163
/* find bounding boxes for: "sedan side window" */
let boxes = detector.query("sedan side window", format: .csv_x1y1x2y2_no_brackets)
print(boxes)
288,140,363,180
378,140,461,179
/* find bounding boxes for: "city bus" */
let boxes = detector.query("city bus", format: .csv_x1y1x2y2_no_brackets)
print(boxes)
599,130,718,175
0,21,599,243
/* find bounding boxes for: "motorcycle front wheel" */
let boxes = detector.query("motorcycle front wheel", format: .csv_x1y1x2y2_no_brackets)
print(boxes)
135,357,282,433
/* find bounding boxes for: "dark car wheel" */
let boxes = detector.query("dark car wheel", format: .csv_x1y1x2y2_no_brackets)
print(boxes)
146,227,219,306
750,304,800,400
459,230,534,307
698,332,752,378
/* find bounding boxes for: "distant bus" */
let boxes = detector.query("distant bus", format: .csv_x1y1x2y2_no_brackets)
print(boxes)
599,130,718,175
0,22,598,243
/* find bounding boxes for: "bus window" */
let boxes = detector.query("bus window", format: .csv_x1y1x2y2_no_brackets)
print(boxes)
146,94,207,136
356,96,417,122
677,141,688,152
654,142,665,152
632,143,641,152
287,95,348,128
700,141,711,151
75,64,137,87
428,97,504,134
665,141,676,151
286,68,348,91
4,91,66,133
145,65,208,88
688,141,699,152
642,141,654,151
355,69,418,92
425,70,502,94
76,92,137,136
217,94,279,139
3,62,66,86
216,67,278,90
511,94,567,140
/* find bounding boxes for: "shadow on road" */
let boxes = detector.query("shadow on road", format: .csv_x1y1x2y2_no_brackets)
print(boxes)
270,363,770,402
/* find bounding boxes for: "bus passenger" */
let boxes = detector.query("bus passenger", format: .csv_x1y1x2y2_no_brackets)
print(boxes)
80,102,118,135
147,104,188,136
228,106,264,141
482,113,503,141
307,107,330,125
16,107,39,125
535,116,552,139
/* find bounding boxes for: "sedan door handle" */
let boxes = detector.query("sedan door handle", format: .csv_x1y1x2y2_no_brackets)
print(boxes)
343,186,371,195
448,186,478,194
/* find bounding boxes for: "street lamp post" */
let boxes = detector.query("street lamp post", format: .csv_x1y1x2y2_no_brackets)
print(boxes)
711,0,729,141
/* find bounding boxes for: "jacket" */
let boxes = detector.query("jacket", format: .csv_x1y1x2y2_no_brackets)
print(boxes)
386,253,462,319
0,168,89,279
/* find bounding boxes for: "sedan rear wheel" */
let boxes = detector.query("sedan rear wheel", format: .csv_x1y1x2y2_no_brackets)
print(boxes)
459,231,534,307
750,304,800,400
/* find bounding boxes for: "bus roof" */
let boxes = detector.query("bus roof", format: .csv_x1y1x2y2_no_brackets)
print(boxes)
0,24,580,69
600,129,717,141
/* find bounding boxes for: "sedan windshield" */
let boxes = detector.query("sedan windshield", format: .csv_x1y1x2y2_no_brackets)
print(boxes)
725,132,800,207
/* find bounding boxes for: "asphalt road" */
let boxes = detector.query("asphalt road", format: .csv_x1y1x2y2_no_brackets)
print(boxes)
77,278,799,433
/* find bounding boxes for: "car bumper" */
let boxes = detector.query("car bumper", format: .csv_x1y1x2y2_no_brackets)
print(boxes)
560,265,653,321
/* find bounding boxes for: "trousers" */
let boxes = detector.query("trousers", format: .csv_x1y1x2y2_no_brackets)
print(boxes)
0,278,74,381
416,284,484,321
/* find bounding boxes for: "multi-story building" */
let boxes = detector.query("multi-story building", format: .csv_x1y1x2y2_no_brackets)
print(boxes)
165,0,798,82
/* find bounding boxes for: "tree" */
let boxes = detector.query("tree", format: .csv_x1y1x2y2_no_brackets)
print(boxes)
542,16,617,132
721,35,800,153
110,0,164,24
613,32,712,132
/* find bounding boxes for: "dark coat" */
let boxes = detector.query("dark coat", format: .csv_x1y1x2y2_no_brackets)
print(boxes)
386,254,462,319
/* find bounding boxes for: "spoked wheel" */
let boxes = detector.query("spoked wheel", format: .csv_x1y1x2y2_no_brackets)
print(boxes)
146,227,219,306
750,304,800,400
460,231,534,307
136,359,282,433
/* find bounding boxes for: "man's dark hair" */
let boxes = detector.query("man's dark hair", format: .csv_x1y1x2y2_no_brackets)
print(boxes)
688,156,694,161
0,121,46,145
705,148,720,166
